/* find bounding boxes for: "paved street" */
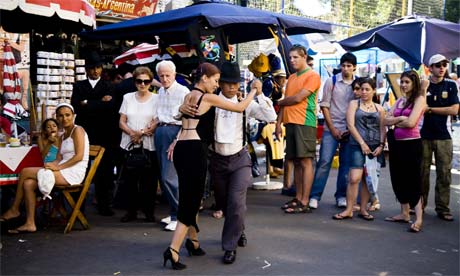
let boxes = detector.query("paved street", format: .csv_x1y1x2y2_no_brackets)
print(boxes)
1,125,459,275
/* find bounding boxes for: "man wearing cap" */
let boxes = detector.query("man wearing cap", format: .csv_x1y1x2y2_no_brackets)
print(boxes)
71,51,118,216
421,54,459,221
308,52,357,210
210,62,276,264
154,60,189,231
275,44,321,214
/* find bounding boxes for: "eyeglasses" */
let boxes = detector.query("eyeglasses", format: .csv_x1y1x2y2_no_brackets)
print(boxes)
353,86,360,90
434,62,448,68
135,79,152,85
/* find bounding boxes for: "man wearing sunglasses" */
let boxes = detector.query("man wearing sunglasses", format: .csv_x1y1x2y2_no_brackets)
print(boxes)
421,54,459,222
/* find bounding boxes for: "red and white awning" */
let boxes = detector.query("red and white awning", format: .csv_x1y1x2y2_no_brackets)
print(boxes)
0,0,96,30
114,43,196,66
2,42,27,120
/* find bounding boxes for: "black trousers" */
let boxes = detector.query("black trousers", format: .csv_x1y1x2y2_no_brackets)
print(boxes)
94,147,116,210
123,149,159,216
388,138,423,208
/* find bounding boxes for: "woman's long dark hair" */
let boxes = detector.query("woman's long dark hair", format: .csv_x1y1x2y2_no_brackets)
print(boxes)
400,70,421,109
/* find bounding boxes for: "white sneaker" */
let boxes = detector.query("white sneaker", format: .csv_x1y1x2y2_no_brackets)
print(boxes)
164,221,177,231
160,216,171,225
309,198,318,209
337,197,347,208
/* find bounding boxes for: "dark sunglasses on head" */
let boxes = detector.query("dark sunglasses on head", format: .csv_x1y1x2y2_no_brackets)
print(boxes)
135,79,152,85
434,62,448,68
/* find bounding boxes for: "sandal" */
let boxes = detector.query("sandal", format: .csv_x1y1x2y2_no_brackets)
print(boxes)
437,213,454,221
408,223,422,233
332,213,353,220
281,198,300,210
357,213,374,221
285,203,311,214
367,200,381,211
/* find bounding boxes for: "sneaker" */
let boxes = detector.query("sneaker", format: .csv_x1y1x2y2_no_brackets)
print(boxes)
309,198,318,209
164,221,177,231
161,216,171,225
337,197,347,208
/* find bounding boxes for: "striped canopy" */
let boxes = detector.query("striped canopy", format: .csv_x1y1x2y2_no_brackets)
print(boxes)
2,42,26,120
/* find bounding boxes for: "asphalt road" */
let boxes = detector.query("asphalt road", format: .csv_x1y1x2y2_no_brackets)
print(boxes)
1,124,459,275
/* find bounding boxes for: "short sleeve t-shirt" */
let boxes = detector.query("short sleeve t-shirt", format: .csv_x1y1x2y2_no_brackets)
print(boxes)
421,79,459,140
282,68,321,127
119,92,158,151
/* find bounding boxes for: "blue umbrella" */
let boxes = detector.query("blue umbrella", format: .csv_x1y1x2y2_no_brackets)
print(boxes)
82,0,331,44
339,15,460,68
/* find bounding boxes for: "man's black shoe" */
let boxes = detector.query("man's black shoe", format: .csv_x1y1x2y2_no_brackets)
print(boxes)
98,207,115,216
223,250,236,264
238,233,247,247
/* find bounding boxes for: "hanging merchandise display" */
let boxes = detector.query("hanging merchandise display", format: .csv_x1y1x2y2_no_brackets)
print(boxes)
35,51,75,121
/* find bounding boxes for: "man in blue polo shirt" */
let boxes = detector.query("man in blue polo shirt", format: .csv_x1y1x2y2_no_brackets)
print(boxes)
421,54,459,222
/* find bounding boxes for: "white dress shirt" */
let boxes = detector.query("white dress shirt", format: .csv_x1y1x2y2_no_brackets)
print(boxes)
214,93,277,156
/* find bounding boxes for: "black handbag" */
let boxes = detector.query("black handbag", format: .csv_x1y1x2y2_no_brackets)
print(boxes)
125,141,151,169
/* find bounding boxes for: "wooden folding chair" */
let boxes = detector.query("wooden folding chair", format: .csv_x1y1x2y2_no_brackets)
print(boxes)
53,145,105,233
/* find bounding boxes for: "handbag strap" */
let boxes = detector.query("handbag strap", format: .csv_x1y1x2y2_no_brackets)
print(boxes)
127,140,144,151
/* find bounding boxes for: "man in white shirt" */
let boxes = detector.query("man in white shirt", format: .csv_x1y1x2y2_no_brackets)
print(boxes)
210,62,276,264
154,60,189,231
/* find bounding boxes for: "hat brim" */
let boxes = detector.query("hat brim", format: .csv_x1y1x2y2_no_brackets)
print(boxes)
219,77,241,83
85,62,103,68
430,59,448,66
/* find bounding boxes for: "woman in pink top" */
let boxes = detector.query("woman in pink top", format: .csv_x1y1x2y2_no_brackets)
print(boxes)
384,70,428,233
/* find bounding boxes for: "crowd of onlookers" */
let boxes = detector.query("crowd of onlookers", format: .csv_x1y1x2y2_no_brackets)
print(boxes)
0,46,458,268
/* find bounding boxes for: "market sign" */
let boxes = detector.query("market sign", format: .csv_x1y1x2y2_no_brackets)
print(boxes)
88,0,158,19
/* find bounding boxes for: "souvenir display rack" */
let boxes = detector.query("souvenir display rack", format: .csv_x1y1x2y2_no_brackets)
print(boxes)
35,51,75,121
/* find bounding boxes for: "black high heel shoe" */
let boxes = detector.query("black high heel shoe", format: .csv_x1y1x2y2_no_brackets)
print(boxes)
185,239,206,256
163,247,186,270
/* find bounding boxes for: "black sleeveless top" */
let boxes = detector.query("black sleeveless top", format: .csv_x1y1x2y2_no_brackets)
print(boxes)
183,87,206,119
183,87,215,146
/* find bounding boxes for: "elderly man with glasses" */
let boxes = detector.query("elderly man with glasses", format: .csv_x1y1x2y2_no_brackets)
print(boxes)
421,54,459,222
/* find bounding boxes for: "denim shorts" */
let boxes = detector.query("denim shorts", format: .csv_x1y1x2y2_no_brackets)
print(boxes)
349,145,365,169
350,144,381,169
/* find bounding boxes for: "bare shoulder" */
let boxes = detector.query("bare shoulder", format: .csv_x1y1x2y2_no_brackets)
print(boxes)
73,126,86,137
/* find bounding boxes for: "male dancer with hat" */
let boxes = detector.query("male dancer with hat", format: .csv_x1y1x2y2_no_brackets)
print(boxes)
180,61,276,264
210,62,276,264
421,54,459,221
71,51,118,216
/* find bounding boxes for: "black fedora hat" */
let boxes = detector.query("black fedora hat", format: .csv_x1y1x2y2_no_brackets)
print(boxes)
85,51,103,68
219,62,241,83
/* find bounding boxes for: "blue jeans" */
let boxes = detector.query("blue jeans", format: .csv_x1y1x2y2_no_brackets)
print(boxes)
154,125,181,221
310,130,351,201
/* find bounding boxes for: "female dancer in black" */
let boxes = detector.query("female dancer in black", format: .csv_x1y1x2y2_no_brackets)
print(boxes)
163,62,257,270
